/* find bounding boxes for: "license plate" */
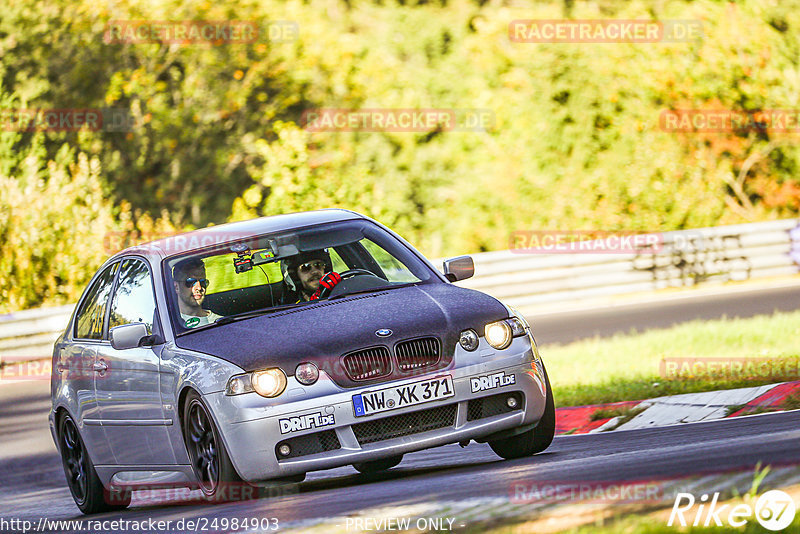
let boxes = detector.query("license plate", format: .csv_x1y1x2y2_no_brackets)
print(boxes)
352,375,454,417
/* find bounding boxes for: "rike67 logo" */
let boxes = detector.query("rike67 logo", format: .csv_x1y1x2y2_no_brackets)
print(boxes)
668,490,796,531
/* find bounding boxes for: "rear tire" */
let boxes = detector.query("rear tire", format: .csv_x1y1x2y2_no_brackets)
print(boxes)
58,413,130,514
352,454,403,473
182,390,246,502
489,365,555,460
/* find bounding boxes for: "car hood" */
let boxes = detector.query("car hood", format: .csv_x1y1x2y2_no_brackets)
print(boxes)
174,283,508,387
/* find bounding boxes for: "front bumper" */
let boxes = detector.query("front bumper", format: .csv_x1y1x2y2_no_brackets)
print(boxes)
204,335,548,482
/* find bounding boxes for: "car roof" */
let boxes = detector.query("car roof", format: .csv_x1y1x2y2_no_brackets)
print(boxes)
112,209,366,261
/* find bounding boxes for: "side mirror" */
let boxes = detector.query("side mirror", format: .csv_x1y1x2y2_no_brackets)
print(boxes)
110,323,150,350
442,256,475,282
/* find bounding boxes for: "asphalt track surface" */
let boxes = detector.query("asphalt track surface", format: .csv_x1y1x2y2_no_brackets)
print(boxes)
2,285,799,532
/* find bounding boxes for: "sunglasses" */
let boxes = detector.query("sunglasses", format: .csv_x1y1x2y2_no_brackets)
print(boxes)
298,260,327,274
184,277,209,289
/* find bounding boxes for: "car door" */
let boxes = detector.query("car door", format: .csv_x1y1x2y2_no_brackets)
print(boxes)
95,257,176,466
70,261,118,466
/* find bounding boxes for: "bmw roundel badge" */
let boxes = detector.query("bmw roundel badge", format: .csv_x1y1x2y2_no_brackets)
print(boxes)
375,328,393,337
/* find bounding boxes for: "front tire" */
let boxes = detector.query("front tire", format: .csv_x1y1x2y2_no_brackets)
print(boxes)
489,365,555,460
352,455,403,474
182,390,245,501
58,413,130,514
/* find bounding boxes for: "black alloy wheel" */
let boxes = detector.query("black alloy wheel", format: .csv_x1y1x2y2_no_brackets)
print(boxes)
60,416,89,503
58,413,130,514
182,390,243,500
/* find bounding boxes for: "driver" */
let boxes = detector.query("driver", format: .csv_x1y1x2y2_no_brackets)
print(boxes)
172,257,222,328
282,249,341,303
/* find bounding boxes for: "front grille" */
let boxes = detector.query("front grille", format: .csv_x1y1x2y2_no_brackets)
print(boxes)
467,392,524,421
276,430,341,461
342,346,392,381
395,337,441,372
352,403,457,445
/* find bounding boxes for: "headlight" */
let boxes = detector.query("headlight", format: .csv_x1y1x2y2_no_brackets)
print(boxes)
485,321,512,349
226,367,287,398
252,368,287,397
295,362,319,385
484,318,528,350
459,329,479,351
506,304,530,330
507,317,527,337
226,373,253,395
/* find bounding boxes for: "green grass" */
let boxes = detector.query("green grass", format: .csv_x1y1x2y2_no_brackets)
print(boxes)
726,390,800,417
468,500,800,534
540,311,800,407
782,391,800,411
725,405,777,417
589,405,647,423
470,463,798,534
561,513,800,534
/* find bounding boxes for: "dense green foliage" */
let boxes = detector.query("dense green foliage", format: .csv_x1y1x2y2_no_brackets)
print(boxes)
2,0,800,312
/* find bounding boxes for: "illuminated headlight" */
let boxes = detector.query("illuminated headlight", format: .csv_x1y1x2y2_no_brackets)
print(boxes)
226,368,287,398
484,318,527,350
459,329,479,351
252,368,287,397
485,321,512,349
295,362,319,385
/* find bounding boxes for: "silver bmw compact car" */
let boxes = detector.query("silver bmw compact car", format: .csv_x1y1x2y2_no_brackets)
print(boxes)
49,209,555,514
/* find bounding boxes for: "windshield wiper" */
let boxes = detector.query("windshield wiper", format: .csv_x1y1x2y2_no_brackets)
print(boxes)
328,282,418,300
214,305,302,325
178,284,419,334
177,305,301,334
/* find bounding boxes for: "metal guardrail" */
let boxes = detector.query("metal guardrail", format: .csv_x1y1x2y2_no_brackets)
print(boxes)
0,304,74,364
456,219,800,311
1,219,798,364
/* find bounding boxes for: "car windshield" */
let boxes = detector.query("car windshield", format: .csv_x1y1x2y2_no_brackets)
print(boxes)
164,219,434,333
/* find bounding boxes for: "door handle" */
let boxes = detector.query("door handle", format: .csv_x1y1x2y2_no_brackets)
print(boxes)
92,361,108,372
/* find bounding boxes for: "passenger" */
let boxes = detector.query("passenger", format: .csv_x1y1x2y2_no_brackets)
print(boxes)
282,250,341,303
172,257,222,328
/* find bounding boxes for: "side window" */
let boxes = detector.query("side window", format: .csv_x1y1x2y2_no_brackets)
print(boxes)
75,263,118,340
109,259,156,335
